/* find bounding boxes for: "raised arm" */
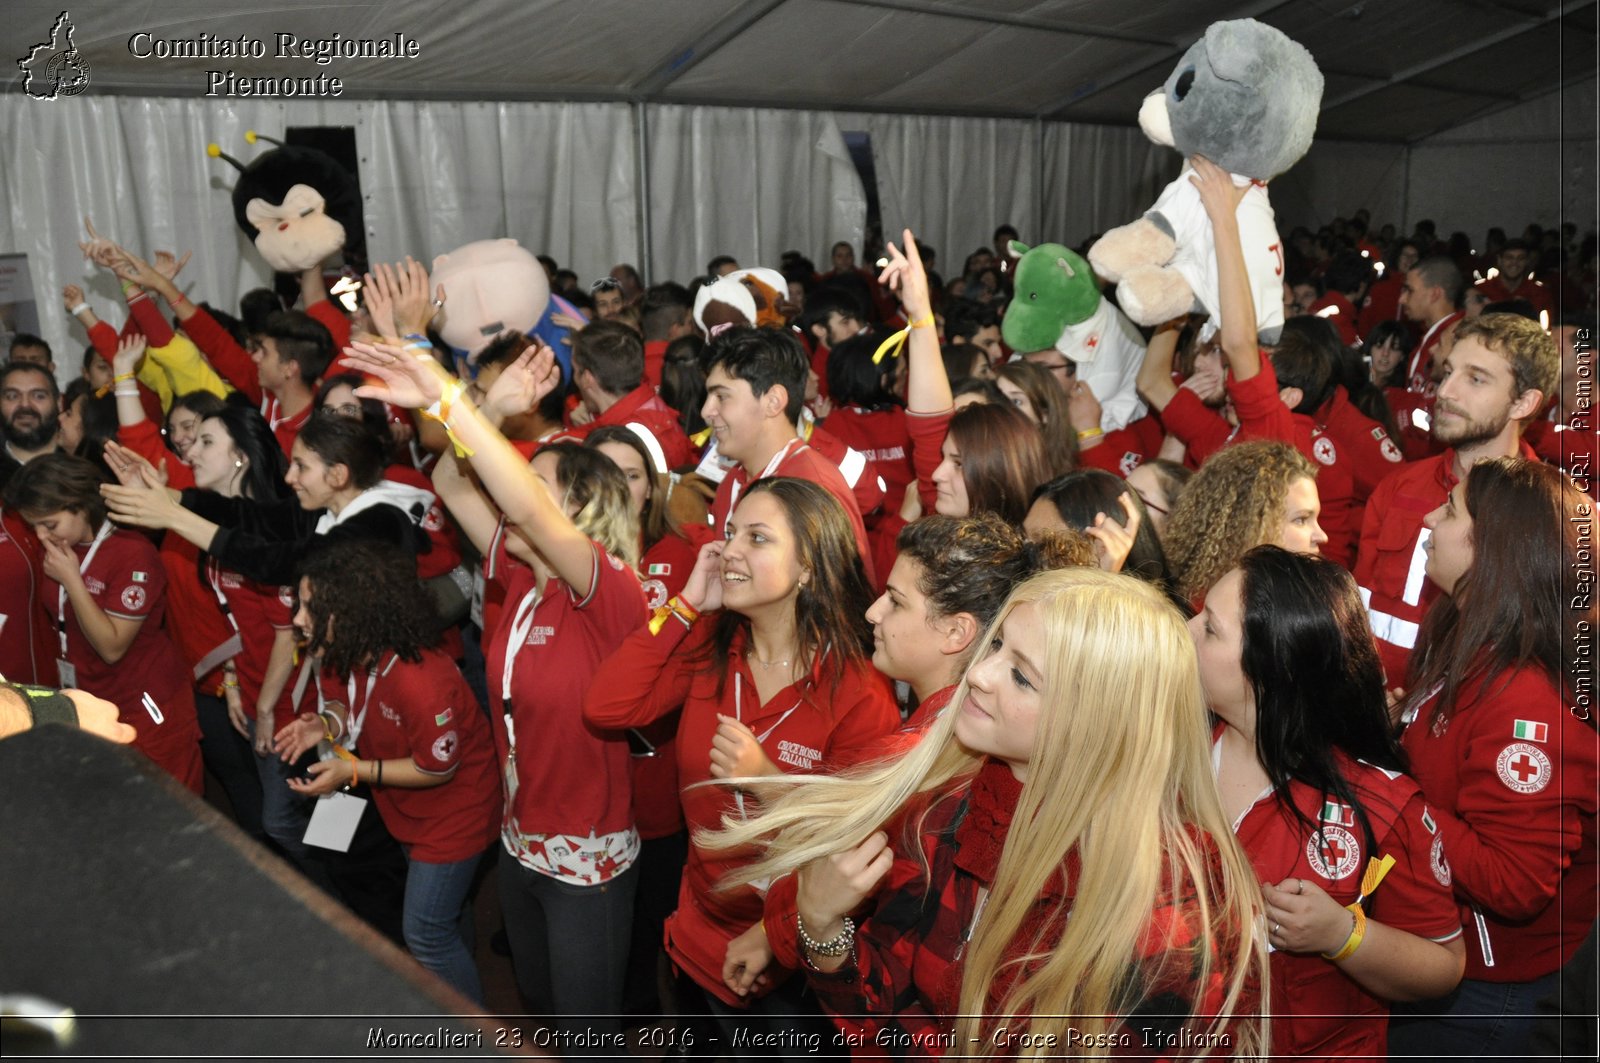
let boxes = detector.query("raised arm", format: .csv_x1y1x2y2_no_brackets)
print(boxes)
1190,155,1260,381
879,231,948,415
344,339,598,597
1136,322,1183,412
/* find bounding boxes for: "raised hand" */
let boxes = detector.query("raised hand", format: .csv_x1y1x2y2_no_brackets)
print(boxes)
62,284,85,312
103,441,169,488
110,333,147,377
1086,492,1142,574
392,256,443,336
152,249,192,281
1188,154,1249,224
79,217,120,267
362,263,400,340
343,340,450,410
99,464,183,530
482,340,561,421
678,539,726,614
877,228,933,322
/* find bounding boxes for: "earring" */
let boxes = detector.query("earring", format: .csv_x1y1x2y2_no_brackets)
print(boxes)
234,459,244,468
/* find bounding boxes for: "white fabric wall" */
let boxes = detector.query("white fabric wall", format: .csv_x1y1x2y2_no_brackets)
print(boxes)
1040,123,1182,249
853,113,1040,265
1,94,643,370
644,104,865,285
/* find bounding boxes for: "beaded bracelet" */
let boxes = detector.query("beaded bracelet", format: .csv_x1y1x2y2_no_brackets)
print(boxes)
797,914,856,958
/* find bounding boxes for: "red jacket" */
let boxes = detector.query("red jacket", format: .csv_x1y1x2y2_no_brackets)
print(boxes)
867,408,950,591
583,617,897,1006
1401,664,1598,982
764,761,1257,1057
1355,442,1537,683
555,384,697,470
1315,387,1406,502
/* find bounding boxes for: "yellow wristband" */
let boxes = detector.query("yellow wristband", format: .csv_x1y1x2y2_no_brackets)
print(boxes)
871,314,936,365
1076,427,1104,441
420,379,475,458
1321,904,1367,962
648,595,700,636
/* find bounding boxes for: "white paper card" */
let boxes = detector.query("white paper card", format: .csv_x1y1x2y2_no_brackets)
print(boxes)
302,792,366,852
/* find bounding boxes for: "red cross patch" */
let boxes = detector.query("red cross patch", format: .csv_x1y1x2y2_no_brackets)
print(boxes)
120,585,147,612
1305,824,1361,881
1119,451,1142,477
1430,834,1451,887
1312,435,1338,466
1496,742,1551,794
431,730,459,765
1084,334,1099,349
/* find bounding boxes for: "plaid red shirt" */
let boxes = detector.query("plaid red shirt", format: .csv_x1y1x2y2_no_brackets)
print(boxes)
767,760,1259,1058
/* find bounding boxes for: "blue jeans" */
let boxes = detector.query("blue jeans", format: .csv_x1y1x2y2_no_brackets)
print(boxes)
497,847,637,1048
1388,972,1562,1061
254,747,316,868
403,847,488,1005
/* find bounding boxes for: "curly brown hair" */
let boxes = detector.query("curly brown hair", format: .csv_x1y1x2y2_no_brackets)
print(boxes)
1164,441,1317,602
297,539,441,680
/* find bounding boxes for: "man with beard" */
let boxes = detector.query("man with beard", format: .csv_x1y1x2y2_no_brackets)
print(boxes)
1,360,64,683
1355,313,1559,684
1,361,62,488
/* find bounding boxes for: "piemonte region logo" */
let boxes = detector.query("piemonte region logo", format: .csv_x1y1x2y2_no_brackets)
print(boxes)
19,11,92,100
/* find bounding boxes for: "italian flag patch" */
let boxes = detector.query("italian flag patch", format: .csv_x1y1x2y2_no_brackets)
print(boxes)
1320,801,1355,826
647,563,671,576
435,708,453,726
1513,719,1548,743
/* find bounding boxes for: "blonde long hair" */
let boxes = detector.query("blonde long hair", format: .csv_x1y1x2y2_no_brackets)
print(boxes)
706,568,1267,1057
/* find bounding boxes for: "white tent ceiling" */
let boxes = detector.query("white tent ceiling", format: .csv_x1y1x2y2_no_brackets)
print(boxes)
8,0,1596,143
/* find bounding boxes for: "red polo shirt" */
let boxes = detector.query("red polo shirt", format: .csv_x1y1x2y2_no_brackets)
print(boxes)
484,532,648,841
319,649,501,863
1227,736,1460,1057
206,561,300,731
0,505,51,685
1316,387,1406,501
818,405,913,514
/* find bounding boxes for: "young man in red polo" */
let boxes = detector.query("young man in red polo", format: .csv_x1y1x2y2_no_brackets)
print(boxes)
1355,313,1559,684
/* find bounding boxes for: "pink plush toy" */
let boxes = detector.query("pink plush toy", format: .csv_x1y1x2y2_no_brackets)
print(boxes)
429,239,550,361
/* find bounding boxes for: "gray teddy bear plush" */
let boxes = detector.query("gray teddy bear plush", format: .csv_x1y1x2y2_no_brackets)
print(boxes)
1088,19,1323,345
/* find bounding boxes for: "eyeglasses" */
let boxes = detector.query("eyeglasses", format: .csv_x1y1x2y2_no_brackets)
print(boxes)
590,277,622,294
1032,360,1076,377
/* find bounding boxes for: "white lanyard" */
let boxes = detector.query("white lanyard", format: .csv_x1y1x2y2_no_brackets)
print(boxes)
344,659,385,748
205,557,241,635
723,439,806,537
498,577,551,760
731,670,801,819
57,521,114,657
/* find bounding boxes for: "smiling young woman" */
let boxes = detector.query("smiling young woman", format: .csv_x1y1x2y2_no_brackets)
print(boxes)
584,477,898,1044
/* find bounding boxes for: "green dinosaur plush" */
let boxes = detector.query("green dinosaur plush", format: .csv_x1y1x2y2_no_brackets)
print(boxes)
1000,241,1102,354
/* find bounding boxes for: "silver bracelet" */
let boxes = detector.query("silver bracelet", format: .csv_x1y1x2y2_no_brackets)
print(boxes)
797,914,855,958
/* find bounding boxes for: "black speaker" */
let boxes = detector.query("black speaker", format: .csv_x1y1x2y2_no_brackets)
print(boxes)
0,726,532,1058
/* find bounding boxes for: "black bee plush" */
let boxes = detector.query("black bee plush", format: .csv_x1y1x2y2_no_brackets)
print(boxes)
208,131,360,273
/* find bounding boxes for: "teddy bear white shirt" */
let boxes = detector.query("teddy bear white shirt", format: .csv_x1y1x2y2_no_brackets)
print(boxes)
1148,163,1286,344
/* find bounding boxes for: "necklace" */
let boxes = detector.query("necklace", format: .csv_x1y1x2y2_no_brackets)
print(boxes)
746,649,793,669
